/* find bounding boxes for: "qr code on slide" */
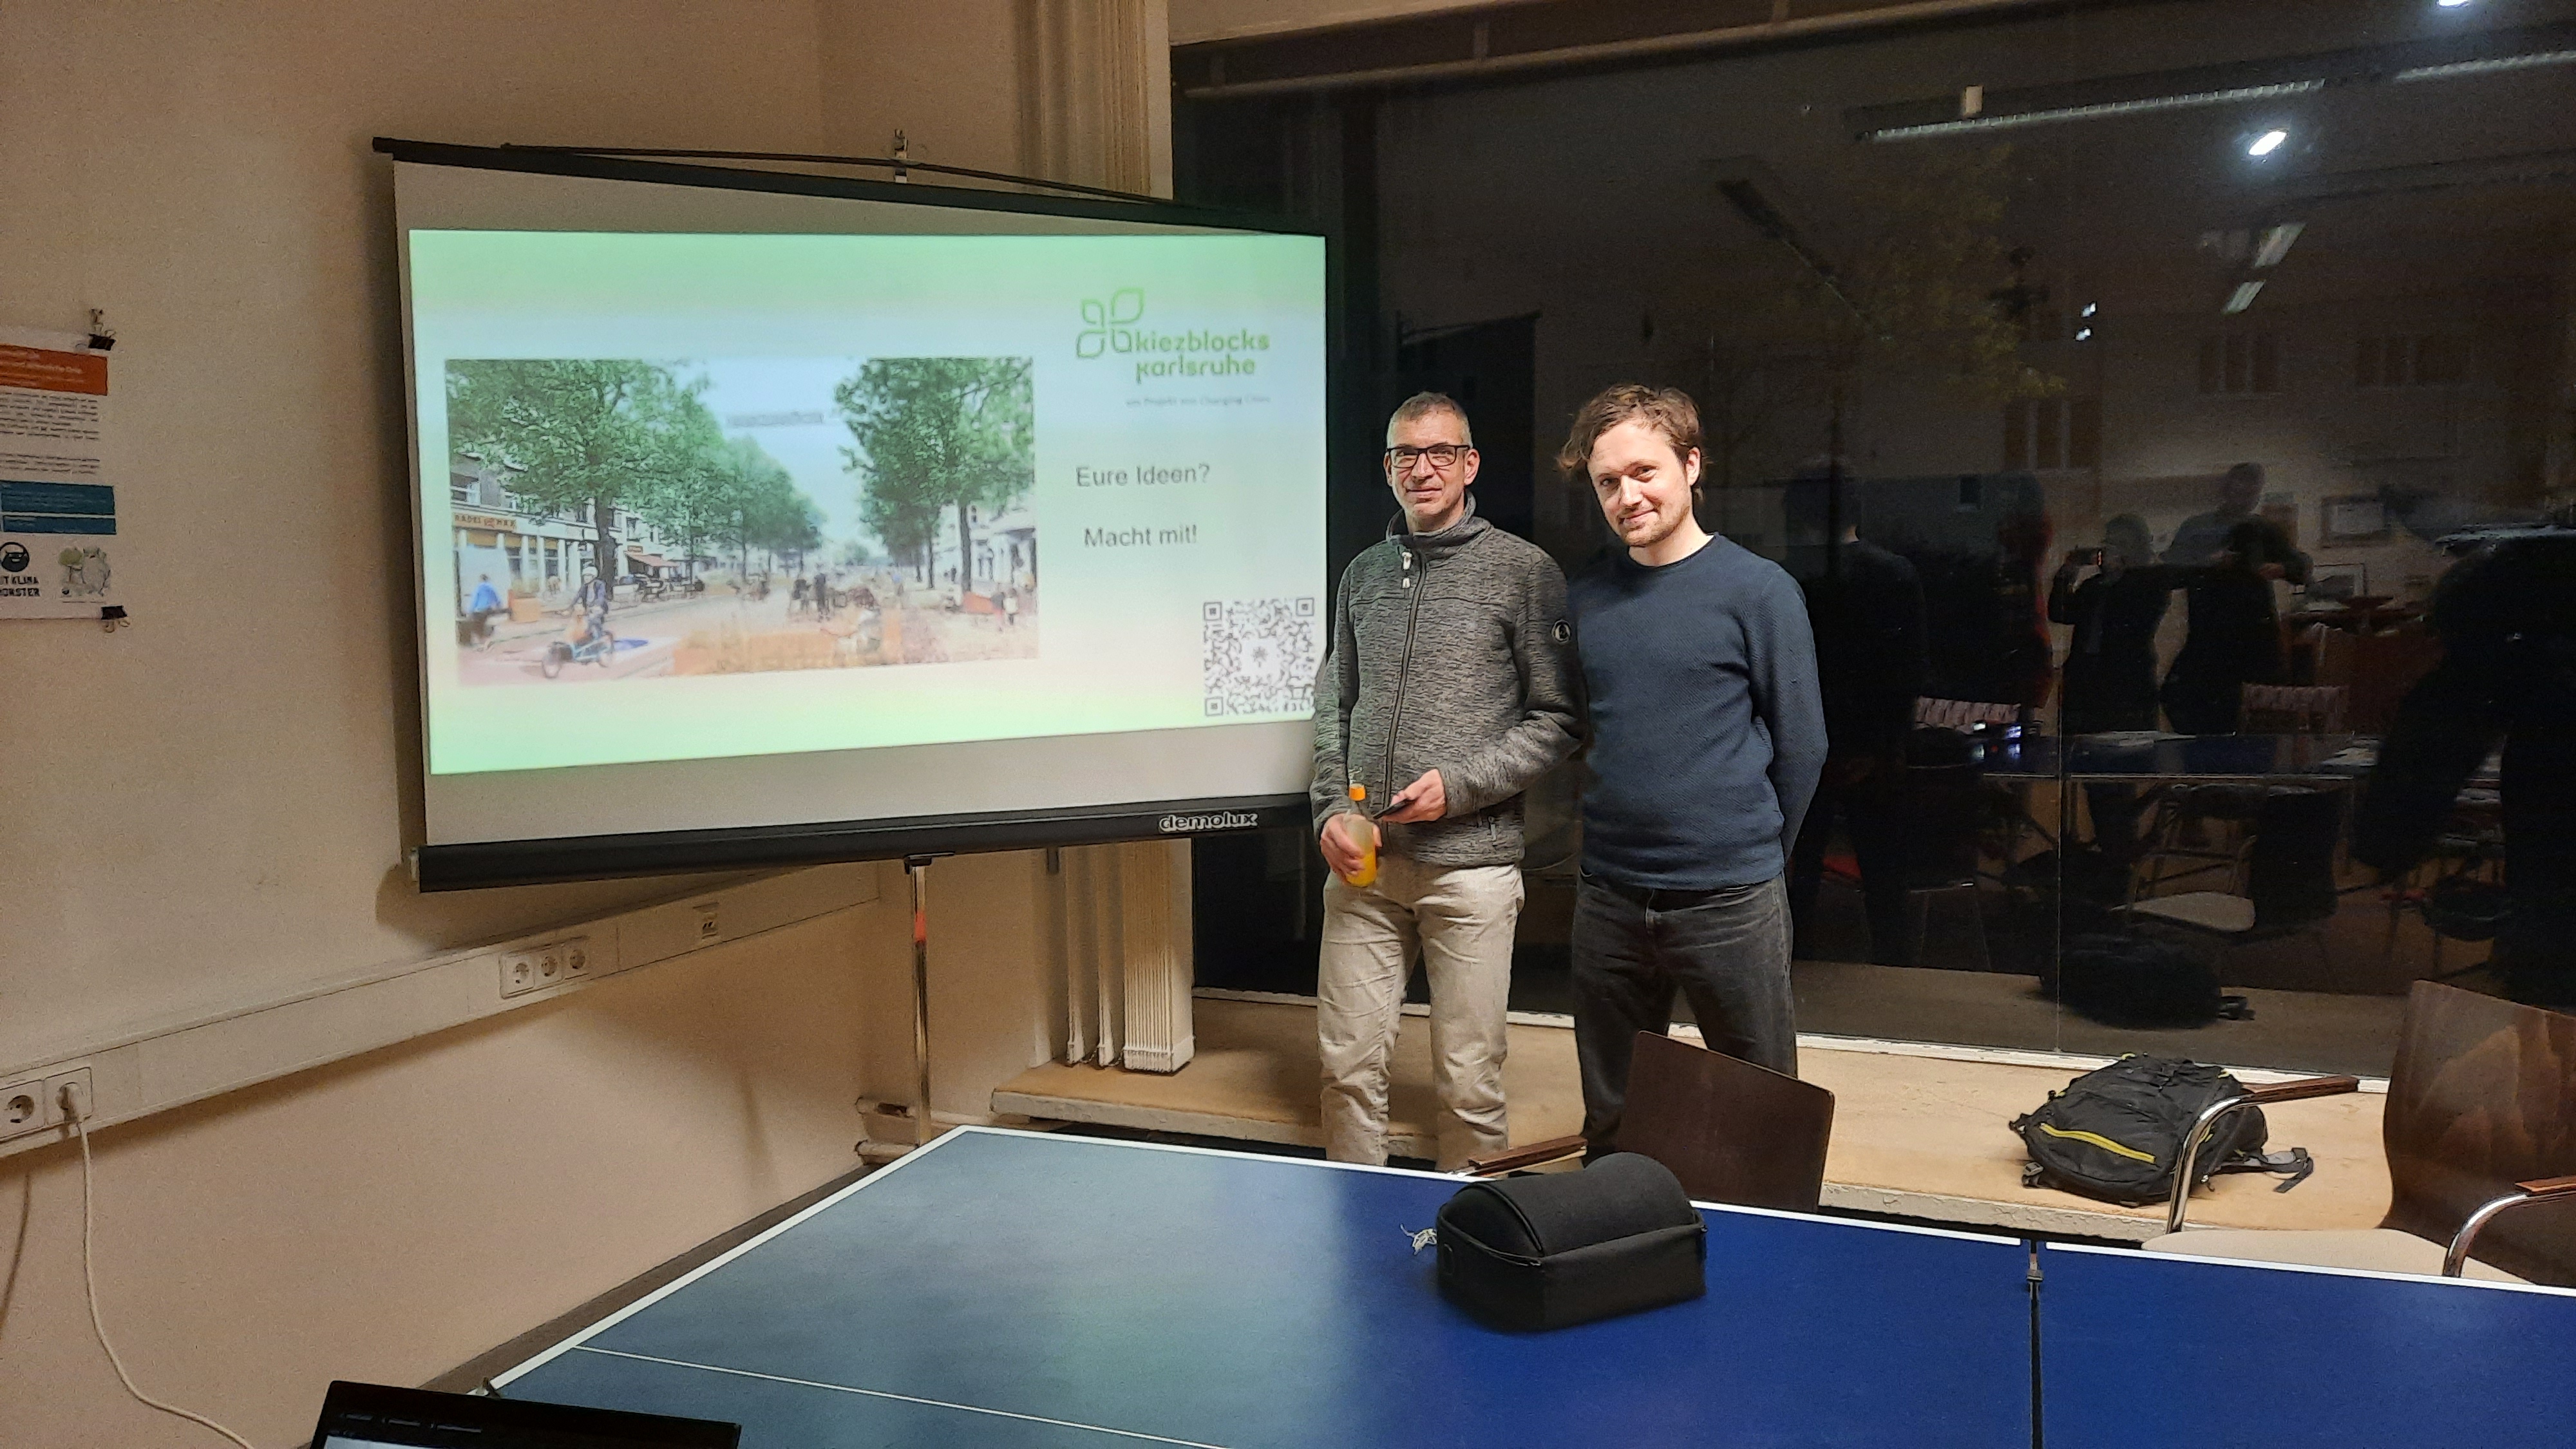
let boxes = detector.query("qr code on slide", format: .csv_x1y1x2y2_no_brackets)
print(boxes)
1202,597,1320,717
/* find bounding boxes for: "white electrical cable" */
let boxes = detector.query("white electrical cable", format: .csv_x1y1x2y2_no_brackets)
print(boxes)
69,1095,261,1449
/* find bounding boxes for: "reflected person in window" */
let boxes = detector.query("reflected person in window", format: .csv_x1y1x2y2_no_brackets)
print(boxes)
2357,531,2576,1007
1788,466,1927,965
2161,518,2292,734
2159,463,2306,733
2049,515,2177,869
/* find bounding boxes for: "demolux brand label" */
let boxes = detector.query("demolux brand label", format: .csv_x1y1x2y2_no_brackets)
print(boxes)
1077,289,1270,383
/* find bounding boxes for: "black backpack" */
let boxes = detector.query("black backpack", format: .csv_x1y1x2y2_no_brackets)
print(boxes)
2012,1056,2309,1206
2051,931,2251,1027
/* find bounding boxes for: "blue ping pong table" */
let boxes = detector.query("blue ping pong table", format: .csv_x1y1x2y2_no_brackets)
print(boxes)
493,1127,2576,1448
495,1127,2036,1447
2041,1240,2576,1447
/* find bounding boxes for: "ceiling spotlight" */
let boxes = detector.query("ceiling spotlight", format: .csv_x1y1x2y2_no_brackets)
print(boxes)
2075,327,2094,341
2252,222,2305,268
2224,280,2267,314
2081,302,2098,317
2248,129,2289,157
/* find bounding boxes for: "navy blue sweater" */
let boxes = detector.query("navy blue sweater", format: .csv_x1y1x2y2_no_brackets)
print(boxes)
1568,535,1828,891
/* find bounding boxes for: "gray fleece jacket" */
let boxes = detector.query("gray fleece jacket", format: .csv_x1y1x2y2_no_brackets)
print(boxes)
1309,500,1582,867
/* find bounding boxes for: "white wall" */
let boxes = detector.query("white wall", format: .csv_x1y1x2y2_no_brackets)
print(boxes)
0,0,837,1069
0,3,1157,1444
0,903,905,1449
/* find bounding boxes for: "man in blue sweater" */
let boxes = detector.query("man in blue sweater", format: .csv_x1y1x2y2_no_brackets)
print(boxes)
1560,385,1826,1153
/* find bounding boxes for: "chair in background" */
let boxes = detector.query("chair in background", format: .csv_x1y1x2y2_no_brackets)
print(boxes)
1899,755,1994,970
1463,1034,1837,1213
2122,785,2344,973
2130,685,2350,898
1913,697,2023,732
2148,980,2576,1284
2347,620,2443,734
2240,683,2349,734
2301,622,2356,694
2382,790,2509,977
2134,783,2268,897
1909,700,2054,873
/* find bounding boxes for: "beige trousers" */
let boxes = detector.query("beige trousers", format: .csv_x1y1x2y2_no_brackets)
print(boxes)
1318,856,1523,1169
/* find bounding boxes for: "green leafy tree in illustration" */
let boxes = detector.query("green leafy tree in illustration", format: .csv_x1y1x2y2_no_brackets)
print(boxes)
446,359,713,581
750,475,826,573
834,358,1034,588
632,390,739,582
701,440,819,574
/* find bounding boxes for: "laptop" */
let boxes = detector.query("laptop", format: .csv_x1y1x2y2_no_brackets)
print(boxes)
308,1381,739,1449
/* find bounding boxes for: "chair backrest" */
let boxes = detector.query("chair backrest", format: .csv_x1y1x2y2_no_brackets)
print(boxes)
1915,697,2022,731
2303,623,2356,691
1617,1031,1835,1212
2240,683,2347,734
2382,981,2576,1285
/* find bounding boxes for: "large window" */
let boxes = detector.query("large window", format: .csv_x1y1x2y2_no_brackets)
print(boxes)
1180,0,2576,1075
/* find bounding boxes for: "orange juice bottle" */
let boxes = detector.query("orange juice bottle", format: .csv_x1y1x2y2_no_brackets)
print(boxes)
1341,784,1378,887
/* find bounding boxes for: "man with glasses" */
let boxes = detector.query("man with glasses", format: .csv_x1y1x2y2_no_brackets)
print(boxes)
1309,392,1581,1168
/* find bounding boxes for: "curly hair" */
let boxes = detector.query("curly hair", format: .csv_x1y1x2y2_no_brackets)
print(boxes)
1557,384,1701,480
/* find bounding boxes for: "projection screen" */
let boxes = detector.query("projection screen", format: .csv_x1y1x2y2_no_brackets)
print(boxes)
384,143,1328,889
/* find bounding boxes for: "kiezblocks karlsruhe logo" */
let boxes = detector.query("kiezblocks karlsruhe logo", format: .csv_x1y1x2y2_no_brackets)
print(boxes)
1076,289,1145,359
1076,289,1272,383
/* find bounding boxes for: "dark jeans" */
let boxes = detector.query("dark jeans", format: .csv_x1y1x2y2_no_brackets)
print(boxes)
1786,761,1910,964
1570,873,1795,1153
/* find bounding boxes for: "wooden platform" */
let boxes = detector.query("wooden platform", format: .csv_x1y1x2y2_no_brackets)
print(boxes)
992,995,2391,1242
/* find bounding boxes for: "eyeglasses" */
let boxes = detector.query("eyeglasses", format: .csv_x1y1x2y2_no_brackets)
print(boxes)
1384,444,1470,471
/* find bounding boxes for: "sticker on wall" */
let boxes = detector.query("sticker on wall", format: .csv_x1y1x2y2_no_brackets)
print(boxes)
0,326,122,619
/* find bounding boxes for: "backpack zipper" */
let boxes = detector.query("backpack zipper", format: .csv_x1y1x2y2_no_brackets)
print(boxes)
2036,1122,2157,1164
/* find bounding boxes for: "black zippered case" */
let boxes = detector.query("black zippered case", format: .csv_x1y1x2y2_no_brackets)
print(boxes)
1434,1153,1707,1331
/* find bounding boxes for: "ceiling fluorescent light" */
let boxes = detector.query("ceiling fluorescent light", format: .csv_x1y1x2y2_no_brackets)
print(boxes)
2251,222,2304,267
2224,280,2267,314
2394,47,2576,81
1868,80,2324,141
2248,129,2289,157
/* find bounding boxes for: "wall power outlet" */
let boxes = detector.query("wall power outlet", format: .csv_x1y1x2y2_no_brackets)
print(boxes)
498,934,594,999
0,1066,95,1142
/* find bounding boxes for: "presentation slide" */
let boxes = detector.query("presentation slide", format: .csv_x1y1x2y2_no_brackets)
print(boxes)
413,228,1326,777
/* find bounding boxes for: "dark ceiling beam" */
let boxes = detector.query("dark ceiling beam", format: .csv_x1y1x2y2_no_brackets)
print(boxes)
1847,20,2576,140
1175,0,2121,99
2269,147,2576,204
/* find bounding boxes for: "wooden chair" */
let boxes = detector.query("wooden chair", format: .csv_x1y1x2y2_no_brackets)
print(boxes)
2147,980,2576,1284
1463,1033,1837,1213
2121,783,2344,973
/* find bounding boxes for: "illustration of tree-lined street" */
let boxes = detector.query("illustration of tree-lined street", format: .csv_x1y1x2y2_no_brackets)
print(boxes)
442,355,1038,687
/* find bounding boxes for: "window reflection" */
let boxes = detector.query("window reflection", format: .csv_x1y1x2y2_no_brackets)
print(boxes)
1178,0,2576,1075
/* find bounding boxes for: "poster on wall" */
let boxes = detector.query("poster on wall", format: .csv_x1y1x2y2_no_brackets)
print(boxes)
0,326,120,619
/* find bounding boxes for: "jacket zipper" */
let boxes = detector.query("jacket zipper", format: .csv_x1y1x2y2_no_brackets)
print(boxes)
1382,538,1428,804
